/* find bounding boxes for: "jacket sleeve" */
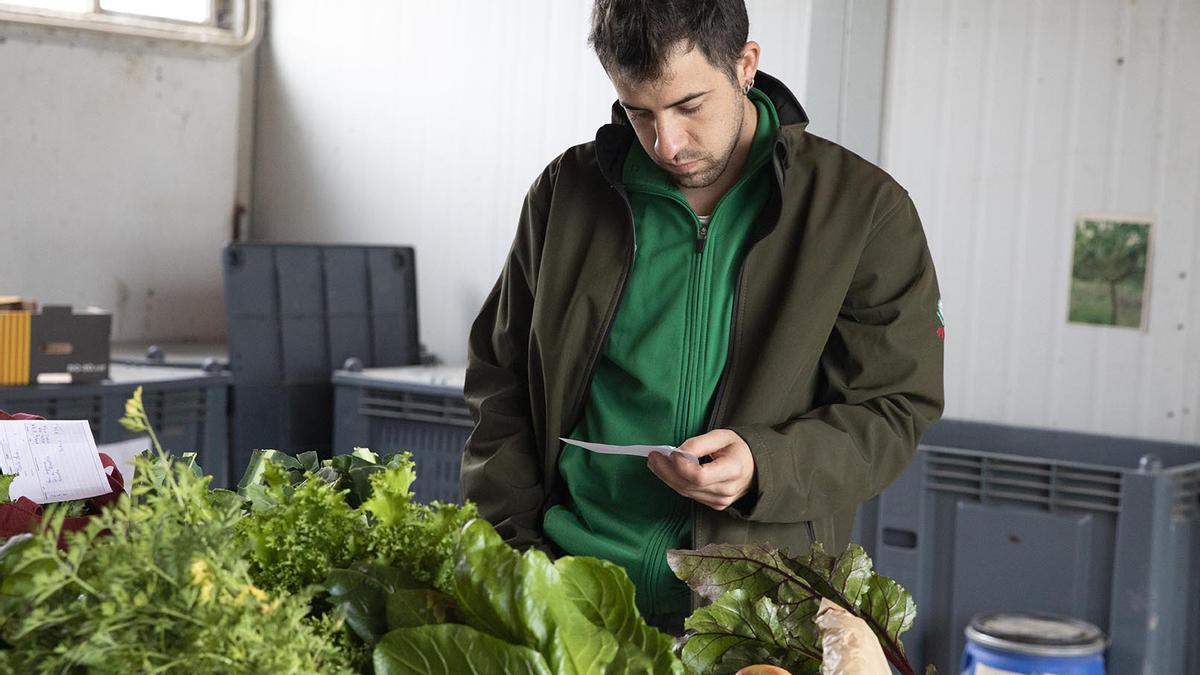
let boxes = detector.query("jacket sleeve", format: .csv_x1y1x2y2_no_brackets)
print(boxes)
727,193,945,523
460,163,555,551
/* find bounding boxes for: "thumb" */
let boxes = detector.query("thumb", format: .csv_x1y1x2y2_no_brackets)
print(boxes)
676,429,734,459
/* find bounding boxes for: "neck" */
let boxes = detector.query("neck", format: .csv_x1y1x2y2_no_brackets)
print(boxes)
681,95,759,216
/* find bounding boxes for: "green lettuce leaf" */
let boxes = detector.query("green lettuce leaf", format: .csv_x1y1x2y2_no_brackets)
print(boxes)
374,624,552,675
452,519,618,674
326,567,394,645
556,556,685,674
0,473,14,503
386,587,459,629
361,457,418,527
326,563,429,644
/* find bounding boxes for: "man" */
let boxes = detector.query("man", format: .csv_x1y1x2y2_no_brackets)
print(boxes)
461,0,944,629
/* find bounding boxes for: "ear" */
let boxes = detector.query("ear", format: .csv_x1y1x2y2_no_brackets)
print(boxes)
737,41,761,89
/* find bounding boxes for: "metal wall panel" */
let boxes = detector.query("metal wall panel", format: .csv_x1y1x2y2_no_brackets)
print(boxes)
883,0,1200,442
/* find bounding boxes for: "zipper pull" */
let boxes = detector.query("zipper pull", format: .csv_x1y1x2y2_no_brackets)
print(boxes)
696,225,709,254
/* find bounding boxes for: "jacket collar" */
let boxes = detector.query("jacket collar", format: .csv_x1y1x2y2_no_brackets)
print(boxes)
595,70,808,188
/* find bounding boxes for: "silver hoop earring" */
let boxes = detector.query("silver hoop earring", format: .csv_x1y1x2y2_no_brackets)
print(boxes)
744,77,755,94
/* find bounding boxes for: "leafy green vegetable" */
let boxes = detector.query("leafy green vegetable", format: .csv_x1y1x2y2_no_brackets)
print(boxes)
0,450,349,673
374,624,553,675
326,566,396,645
238,461,367,593
682,589,819,675
668,541,922,675
556,556,686,674
0,473,14,503
451,519,618,673
4,387,923,675
361,457,478,592
386,587,459,630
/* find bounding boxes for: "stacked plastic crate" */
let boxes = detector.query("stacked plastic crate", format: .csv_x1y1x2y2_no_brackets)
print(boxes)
859,420,1200,674
223,243,421,478
332,365,468,504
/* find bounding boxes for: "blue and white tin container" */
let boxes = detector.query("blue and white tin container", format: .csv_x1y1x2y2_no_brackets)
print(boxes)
960,612,1106,675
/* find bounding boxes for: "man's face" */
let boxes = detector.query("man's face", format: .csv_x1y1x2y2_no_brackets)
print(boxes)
612,44,748,189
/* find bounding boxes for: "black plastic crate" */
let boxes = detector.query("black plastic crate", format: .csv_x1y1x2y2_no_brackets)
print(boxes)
223,243,421,475
0,364,232,487
332,366,469,504
859,419,1200,674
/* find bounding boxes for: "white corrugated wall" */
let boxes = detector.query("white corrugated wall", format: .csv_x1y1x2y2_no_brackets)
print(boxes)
253,0,1200,442
0,37,247,342
883,0,1200,443
252,0,812,364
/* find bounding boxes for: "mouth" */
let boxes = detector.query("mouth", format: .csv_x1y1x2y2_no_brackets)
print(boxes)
667,159,702,175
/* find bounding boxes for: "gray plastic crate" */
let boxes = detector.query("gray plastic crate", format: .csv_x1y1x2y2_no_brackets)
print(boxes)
0,364,232,487
223,243,420,476
110,341,229,372
333,366,469,504
863,420,1200,674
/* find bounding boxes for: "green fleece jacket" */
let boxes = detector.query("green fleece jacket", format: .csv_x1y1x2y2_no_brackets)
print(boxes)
543,90,780,616
461,71,944,607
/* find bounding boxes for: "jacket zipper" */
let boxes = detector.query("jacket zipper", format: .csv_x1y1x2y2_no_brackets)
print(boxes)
563,187,637,442
692,136,815,549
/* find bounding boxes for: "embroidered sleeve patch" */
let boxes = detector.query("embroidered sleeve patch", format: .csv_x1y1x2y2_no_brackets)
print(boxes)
936,299,945,341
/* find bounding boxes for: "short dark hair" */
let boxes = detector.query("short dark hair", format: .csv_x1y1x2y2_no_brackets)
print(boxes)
589,0,749,83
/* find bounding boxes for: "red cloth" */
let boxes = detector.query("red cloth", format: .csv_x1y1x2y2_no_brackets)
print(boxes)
1,410,126,547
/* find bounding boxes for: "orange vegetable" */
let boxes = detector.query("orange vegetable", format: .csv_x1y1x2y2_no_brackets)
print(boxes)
734,666,791,675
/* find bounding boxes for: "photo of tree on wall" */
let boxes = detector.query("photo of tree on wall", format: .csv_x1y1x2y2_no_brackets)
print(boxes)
1068,217,1151,329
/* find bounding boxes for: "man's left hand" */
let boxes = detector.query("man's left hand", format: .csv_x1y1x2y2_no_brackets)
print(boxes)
646,429,755,511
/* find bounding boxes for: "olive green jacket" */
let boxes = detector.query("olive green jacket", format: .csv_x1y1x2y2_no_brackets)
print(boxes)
461,71,944,560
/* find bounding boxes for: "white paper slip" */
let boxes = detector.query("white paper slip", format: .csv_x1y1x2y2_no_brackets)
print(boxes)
559,437,700,465
0,420,112,504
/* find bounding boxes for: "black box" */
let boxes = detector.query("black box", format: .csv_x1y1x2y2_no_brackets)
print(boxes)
0,304,112,385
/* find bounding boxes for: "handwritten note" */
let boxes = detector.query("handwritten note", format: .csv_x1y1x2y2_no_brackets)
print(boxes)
559,437,700,465
0,420,111,504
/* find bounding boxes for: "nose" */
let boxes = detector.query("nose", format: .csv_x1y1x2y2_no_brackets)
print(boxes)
653,116,686,163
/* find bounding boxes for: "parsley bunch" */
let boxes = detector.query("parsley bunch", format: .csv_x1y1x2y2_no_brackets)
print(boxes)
0,389,350,674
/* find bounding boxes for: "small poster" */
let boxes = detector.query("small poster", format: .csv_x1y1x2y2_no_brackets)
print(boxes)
1067,215,1152,329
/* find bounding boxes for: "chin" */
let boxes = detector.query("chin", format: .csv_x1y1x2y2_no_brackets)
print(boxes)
675,171,719,189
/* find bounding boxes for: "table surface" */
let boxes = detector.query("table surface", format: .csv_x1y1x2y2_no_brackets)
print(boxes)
333,364,467,389
110,341,228,367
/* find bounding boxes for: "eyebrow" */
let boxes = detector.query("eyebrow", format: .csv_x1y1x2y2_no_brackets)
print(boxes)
620,90,710,112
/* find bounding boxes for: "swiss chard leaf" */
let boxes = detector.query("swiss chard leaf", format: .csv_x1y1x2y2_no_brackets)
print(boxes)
374,624,552,675
667,542,816,625
827,544,873,610
861,574,916,642
682,589,818,675
669,541,921,675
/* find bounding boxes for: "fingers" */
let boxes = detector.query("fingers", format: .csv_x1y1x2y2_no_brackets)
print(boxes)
650,447,734,488
647,451,748,510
